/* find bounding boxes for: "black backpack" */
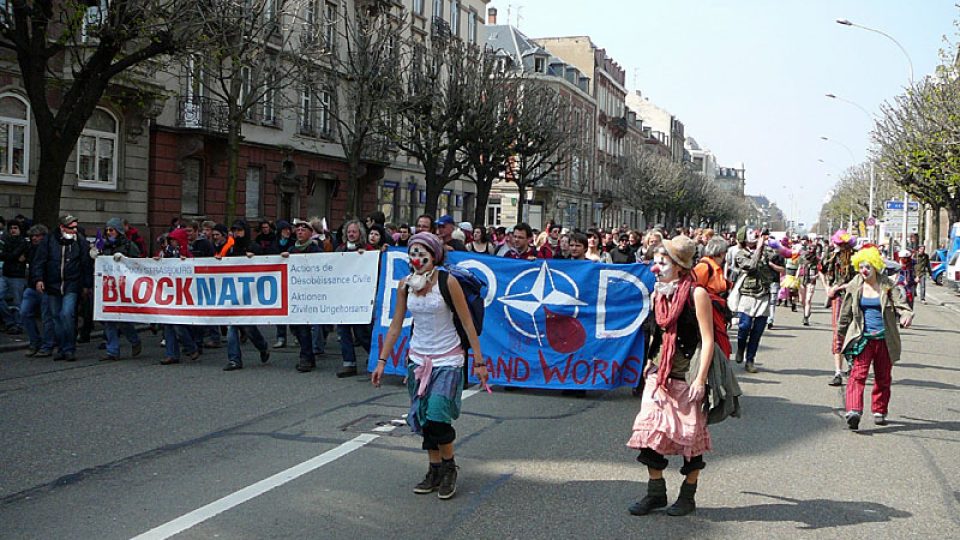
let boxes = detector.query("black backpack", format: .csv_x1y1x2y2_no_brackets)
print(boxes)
437,266,486,351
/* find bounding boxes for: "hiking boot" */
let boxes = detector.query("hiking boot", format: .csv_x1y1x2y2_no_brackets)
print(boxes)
437,459,458,500
273,338,286,349
34,349,52,358
296,360,315,373
186,350,201,362
745,362,758,373
845,410,861,430
223,361,243,371
666,482,698,516
413,464,442,494
873,413,887,426
628,478,667,516
336,365,358,378
131,342,142,357
259,349,270,364
100,354,119,362
828,374,843,387
160,357,180,365
734,348,745,364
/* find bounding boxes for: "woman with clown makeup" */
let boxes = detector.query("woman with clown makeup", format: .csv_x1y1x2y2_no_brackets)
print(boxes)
372,232,487,500
836,246,913,430
627,235,720,517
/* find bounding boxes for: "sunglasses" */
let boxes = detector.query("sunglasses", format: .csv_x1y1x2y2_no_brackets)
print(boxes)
106,228,116,232
63,225,78,230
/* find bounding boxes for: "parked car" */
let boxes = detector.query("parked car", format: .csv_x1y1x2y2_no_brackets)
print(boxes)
946,249,960,292
932,248,947,286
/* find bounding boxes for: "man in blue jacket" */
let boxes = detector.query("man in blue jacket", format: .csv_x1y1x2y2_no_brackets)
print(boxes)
30,215,93,361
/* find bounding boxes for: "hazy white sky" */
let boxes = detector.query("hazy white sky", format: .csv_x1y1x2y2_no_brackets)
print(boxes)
487,0,957,226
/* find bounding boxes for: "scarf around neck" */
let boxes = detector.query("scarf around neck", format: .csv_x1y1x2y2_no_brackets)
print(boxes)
654,274,694,390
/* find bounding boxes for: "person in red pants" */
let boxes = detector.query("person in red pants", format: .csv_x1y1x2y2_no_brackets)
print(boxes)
836,246,913,430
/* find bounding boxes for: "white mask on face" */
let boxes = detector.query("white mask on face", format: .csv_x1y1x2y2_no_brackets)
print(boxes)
62,232,76,241
407,245,435,292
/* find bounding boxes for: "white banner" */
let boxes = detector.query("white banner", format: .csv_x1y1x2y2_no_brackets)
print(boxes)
94,253,380,325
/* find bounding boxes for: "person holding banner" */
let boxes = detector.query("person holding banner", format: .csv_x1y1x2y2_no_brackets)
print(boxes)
627,235,714,518
97,218,143,362
334,219,372,378
282,220,322,372
219,221,271,372
156,228,201,365
371,232,487,500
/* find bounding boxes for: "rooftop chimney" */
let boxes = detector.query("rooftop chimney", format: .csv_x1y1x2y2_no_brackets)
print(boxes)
488,7,497,25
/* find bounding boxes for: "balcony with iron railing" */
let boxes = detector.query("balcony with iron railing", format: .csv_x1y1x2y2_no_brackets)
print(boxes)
176,96,230,133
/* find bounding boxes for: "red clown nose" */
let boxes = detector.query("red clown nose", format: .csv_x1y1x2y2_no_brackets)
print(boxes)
411,258,423,269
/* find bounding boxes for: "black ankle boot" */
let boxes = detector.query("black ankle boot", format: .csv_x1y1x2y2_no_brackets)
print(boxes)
667,481,697,516
629,478,667,516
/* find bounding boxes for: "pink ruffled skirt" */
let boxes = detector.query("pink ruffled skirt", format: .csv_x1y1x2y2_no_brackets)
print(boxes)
626,373,712,458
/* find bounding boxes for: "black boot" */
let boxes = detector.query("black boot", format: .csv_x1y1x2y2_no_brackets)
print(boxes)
666,481,697,516
628,478,667,516
735,347,745,364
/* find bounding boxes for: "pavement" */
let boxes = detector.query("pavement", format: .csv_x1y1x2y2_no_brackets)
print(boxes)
1,290,959,539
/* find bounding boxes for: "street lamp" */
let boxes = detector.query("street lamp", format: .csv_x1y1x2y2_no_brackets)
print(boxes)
835,19,914,83
836,18,916,246
819,136,857,162
823,94,879,241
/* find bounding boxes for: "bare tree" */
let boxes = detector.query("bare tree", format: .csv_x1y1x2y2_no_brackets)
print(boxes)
819,162,899,227
394,33,477,217
185,0,306,223
459,52,516,226
323,0,407,219
0,0,185,227
505,78,578,223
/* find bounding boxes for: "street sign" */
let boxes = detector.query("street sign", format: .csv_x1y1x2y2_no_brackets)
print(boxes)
884,200,920,212
866,217,877,226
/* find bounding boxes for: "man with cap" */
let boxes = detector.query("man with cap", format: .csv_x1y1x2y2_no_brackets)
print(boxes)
610,232,636,264
435,215,466,252
284,219,322,372
731,227,776,373
31,215,94,361
0,218,28,334
21,224,57,357
96,217,143,361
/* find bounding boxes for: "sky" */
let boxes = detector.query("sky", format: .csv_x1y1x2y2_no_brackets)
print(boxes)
486,0,958,227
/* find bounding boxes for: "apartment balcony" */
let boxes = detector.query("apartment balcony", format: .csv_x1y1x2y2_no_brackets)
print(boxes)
535,174,562,190
176,97,229,134
609,116,628,138
431,16,451,40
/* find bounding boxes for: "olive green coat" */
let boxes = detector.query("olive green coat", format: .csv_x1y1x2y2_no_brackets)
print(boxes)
836,273,913,363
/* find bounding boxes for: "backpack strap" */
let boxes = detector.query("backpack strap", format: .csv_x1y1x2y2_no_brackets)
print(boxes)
436,268,454,313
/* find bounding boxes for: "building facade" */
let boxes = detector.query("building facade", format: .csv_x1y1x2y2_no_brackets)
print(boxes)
484,21,597,230
625,91,685,164
536,36,631,228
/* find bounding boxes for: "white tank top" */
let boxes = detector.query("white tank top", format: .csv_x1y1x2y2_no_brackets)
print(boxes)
407,282,464,367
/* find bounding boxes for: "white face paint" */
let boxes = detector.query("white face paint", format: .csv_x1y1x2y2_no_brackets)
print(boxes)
406,244,436,292
858,262,875,280
652,254,678,283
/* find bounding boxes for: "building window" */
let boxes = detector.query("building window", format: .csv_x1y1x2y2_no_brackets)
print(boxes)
299,83,332,138
318,90,331,136
81,0,107,42
534,57,545,73
439,190,451,214
467,10,477,44
0,93,30,183
413,0,424,16
181,158,203,216
381,183,397,223
449,1,459,35
76,107,118,189
245,166,263,219
432,0,443,19
323,2,337,52
262,71,277,125
487,203,502,227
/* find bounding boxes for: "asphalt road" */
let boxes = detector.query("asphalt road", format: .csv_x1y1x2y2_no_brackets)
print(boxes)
1,292,959,539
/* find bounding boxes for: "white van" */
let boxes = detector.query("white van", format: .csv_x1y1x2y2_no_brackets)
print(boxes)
946,249,960,292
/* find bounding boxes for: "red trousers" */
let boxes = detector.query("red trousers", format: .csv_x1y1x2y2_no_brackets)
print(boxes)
845,339,893,415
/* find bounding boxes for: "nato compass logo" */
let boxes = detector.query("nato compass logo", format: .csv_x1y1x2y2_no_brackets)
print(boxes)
498,262,587,353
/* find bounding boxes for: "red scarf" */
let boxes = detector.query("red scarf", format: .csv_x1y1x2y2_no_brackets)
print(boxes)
654,275,694,390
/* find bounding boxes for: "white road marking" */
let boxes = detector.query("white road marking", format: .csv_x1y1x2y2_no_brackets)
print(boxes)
131,384,485,540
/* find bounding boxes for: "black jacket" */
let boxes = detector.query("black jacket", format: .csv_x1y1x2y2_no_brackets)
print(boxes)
1,234,29,278
99,235,140,258
30,232,94,295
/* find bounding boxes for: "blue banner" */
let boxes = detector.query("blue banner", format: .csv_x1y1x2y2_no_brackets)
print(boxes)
367,249,656,390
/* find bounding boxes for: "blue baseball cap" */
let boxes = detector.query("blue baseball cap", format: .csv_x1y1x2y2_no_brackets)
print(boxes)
435,215,455,226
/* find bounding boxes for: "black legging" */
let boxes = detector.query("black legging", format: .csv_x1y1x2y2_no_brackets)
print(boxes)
637,448,705,475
